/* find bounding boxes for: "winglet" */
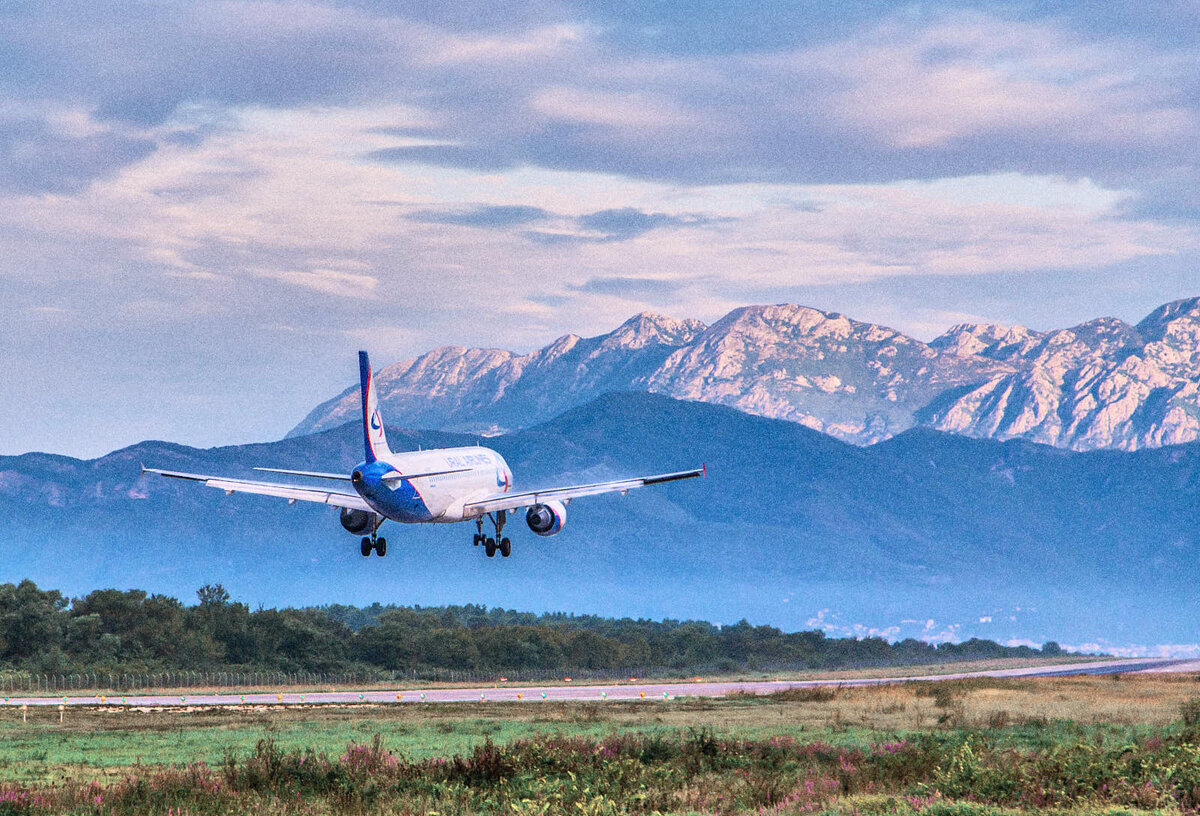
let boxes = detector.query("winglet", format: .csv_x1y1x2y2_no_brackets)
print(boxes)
702,463,707,478
359,351,393,464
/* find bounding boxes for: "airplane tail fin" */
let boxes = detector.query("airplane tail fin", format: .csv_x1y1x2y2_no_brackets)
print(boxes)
359,351,393,463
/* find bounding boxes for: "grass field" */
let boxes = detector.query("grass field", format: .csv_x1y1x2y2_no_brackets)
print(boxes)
1,672,1199,814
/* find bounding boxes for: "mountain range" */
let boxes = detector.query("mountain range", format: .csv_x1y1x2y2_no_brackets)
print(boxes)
291,298,1200,453
4,392,1199,651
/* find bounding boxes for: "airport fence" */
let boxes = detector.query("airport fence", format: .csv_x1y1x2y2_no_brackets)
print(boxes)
0,665,720,693
0,671,381,694
0,654,1033,693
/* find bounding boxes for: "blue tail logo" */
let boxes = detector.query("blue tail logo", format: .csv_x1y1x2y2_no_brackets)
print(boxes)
359,351,393,463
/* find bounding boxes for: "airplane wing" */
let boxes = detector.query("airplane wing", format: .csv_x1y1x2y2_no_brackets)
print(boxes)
463,466,704,516
143,467,373,512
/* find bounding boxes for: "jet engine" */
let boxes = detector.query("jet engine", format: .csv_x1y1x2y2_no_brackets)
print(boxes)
340,507,378,535
526,501,566,536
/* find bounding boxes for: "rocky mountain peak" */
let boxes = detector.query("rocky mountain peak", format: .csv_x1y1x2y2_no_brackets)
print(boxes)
931,323,1044,360
539,333,582,361
384,345,515,388
714,303,857,339
1132,295,1200,333
1057,317,1143,357
290,296,1200,453
604,311,707,349
1135,297,1200,342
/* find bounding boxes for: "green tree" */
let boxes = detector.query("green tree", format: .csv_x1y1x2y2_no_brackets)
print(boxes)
197,584,231,607
418,629,480,670
0,580,68,661
353,609,419,669
188,584,250,665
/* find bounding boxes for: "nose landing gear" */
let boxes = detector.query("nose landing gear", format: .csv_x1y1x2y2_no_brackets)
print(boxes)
475,511,511,557
360,534,387,557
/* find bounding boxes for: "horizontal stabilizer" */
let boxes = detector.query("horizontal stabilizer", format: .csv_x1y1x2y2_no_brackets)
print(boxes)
142,466,371,512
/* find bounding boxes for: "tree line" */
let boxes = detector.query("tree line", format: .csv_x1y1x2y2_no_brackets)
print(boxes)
0,580,1059,677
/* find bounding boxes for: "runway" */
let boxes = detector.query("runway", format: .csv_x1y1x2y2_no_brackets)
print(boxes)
4,657,1190,708
1130,658,1200,673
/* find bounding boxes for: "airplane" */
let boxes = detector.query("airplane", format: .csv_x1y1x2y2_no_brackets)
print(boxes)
145,351,704,559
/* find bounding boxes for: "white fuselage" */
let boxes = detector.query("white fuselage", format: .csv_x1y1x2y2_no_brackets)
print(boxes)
351,446,512,523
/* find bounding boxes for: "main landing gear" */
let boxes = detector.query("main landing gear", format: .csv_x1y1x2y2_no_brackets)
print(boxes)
473,511,511,558
360,534,387,557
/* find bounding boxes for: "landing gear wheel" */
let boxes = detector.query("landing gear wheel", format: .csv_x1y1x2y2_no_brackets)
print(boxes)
473,533,482,546
376,537,387,557
483,510,508,559
360,537,371,557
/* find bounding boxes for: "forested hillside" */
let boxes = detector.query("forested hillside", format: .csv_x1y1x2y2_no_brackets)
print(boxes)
0,581,1051,678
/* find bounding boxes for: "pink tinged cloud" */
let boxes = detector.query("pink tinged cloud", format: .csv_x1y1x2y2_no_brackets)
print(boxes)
779,14,1195,151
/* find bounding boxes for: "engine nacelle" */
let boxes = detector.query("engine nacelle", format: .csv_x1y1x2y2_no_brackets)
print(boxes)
526,500,566,536
340,507,378,535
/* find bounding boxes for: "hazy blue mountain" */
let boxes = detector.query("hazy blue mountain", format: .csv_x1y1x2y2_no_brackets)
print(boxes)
3,393,1199,650
292,297,1200,453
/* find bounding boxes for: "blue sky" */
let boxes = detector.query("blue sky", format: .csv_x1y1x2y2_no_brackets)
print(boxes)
1,0,1197,457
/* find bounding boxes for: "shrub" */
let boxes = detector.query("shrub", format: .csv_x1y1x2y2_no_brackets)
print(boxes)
985,710,1011,729
1181,697,1200,730
638,734,678,763
770,685,839,703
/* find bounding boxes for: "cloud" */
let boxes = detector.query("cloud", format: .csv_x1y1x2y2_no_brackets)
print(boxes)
367,144,515,173
0,117,155,194
4,3,1197,195
1070,642,1200,659
804,608,904,641
0,104,1181,331
524,207,723,244
792,14,1194,152
405,203,720,243
579,208,691,237
423,23,587,65
388,10,1194,190
255,268,379,299
409,204,551,228
801,609,1200,654
528,86,691,130
570,276,681,297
